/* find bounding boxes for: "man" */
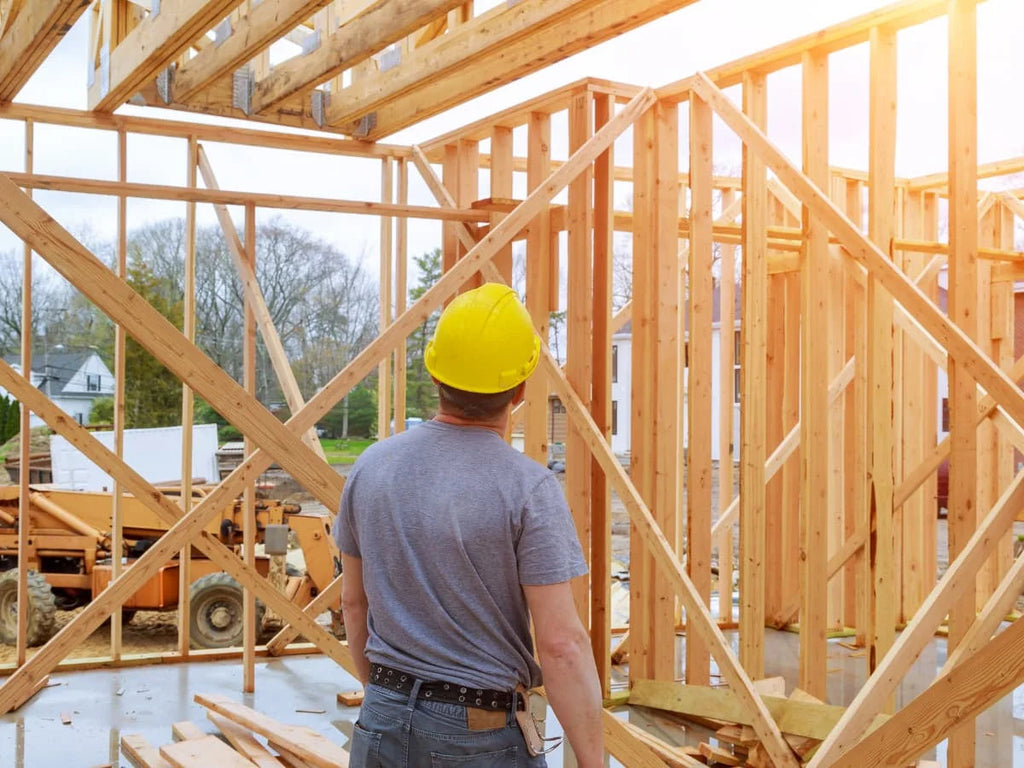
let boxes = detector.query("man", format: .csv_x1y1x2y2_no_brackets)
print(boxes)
334,282,604,767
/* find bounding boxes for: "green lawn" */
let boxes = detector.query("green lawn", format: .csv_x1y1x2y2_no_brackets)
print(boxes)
320,438,375,464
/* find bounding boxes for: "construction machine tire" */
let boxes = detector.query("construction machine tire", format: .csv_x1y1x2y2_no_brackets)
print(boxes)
0,569,57,646
188,572,264,649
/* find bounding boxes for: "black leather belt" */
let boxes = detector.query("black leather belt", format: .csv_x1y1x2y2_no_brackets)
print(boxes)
368,663,524,712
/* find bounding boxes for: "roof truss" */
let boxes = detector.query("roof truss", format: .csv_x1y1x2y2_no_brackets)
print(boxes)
0,0,91,102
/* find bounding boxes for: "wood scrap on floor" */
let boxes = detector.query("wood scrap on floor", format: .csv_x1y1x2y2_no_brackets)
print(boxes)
337,690,364,706
121,693,349,768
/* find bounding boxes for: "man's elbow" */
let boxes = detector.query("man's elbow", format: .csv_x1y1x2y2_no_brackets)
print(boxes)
341,591,368,618
536,624,591,667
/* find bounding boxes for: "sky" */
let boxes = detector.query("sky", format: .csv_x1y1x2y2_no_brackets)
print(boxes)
1,0,1023,285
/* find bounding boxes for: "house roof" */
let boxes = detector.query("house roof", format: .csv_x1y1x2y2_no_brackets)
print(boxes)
3,350,97,392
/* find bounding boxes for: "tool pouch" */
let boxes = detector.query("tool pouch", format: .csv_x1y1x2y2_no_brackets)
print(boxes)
514,687,563,757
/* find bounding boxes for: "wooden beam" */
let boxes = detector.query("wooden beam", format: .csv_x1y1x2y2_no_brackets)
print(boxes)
88,0,245,111
195,146,326,460
0,173,341,511
739,70,768,679
327,0,697,139
0,0,90,102
250,0,464,115
5,171,485,222
799,48,830,700
169,0,331,102
946,2,979,764
830,617,1024,768
687,94,712,686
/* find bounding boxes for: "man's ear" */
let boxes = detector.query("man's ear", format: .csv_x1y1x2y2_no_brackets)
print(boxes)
511,382,527,406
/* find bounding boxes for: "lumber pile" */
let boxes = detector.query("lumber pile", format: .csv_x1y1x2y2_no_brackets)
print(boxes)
120,693,350,767
627,677,936,767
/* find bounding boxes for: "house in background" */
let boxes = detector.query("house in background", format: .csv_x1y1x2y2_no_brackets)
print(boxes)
1,349,115,427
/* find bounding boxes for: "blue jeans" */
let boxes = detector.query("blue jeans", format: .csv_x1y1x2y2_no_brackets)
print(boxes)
349,681,549,768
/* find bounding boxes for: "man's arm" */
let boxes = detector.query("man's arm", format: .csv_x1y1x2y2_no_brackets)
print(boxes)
340,553,370,685
524,581,604,768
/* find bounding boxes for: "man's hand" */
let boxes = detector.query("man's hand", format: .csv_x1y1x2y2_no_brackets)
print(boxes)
524,581,604,768
340,553,370,685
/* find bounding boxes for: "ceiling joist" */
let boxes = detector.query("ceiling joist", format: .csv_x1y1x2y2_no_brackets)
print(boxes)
328,0,699,140
0,0,91,102
88,0,245,111
169,0,331,103
249,0,466,116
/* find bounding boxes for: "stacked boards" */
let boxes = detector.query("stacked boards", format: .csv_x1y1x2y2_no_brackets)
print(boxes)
121,693,350,767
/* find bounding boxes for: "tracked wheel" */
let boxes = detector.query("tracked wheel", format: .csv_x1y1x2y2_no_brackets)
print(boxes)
188,572,264,649
0,569,57,646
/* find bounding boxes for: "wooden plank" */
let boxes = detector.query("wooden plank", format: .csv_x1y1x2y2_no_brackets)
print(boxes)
377,157,393,441
242,201,257,692
394,158,408,437
329,0,697,139
265,573,343,653
195,694,349,767
831,617,1024,768
590,92,615,695
566,90,594,626
208,711,286,768
687,94,711,686
250,0,463,114
630,103,657,682
195,146,326,459
89,0,245,110
6,171,485,223
110,125,127,661
0,0,90,101
161,734,256,767
799,48,830,701
866,25,897,690
629,679,889,742
602,708,691,768
739,70,767,678
489,126,514,282
171,721,207,741
717,187,737,624
946,3,979,765
121,734,174,768
170,0,332,101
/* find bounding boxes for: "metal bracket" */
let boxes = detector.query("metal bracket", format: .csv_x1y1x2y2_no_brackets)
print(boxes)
380,46,401,72
311,89,330,128
302,30,321,56
353,112,377,139
232,66,254,115
155,67,172,104
214,17,232,46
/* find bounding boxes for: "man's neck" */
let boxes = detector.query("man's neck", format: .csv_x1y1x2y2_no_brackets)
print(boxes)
433,410,509,437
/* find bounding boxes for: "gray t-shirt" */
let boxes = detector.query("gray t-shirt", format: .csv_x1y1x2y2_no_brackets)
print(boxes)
333,420,587,691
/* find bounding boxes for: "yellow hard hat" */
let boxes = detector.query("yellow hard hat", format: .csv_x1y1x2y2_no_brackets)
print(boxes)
425,283,540,394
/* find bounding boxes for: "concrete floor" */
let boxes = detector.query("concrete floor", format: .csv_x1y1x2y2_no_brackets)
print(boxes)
0,629,1022,767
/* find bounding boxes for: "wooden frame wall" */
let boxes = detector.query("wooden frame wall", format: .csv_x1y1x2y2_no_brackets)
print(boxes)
3,1,1024,765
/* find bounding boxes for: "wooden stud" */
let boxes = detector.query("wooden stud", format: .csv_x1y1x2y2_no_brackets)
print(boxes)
111,125,127,662
739,70,767,678
490,124,514,283
947,2,979,764
567,89,594,626
590,91,615,694
524,111,551,465
378,157,393,440
687,94,711,686
177,136,198,660
799,48,830,700
16,118,32,667
394,158,408,436
243,202,257,693
717,188,736,625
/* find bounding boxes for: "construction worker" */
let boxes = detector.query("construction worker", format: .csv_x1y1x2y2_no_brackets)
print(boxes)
335,282,604,767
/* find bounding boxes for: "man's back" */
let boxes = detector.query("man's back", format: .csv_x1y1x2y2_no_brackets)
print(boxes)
336,420,585,691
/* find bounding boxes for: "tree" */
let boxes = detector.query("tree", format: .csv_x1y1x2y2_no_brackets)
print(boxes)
123,259,184,428
0,395,19,445
405,248,441,418
89,396,114,426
